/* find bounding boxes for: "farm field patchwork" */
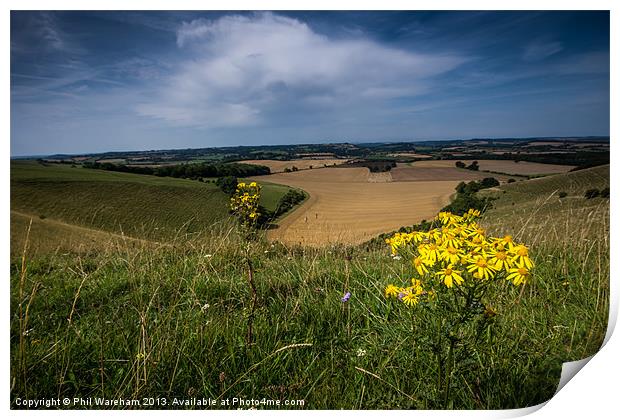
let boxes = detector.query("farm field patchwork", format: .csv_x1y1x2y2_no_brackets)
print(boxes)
411,159,575,175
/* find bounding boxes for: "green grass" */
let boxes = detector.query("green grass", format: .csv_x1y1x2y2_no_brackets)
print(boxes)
11,161,232,242
9,164,609,409
479,165,610,246
239,179,297,214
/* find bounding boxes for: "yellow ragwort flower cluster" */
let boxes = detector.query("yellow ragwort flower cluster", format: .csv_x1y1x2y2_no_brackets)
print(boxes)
230,181,261,225
385,209,533,306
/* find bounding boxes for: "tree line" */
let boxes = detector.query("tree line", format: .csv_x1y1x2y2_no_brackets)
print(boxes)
83,161,271,179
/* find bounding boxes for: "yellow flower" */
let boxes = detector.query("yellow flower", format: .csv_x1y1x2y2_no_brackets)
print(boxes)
436,264,464,288
464,208,481,220
441,233,462,249
440,245,463,265
436,211,462,226
506,264,531,286
488,249,512,271
400,288,420,306
509,244,534,269
385,284,400,298
467,255,497,281
420,243,441,264
413,256,429,276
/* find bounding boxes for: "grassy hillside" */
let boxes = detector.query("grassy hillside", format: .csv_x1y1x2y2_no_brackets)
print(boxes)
10,164,609,409
11,161,232,243
479,165,609,246
11,161,297,255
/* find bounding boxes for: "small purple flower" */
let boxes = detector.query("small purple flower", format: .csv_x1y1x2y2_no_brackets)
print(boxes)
341,292,351,303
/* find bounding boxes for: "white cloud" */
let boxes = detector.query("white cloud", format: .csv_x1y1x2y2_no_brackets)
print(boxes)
136,12,466,128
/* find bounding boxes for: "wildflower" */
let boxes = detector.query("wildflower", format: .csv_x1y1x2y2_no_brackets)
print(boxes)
341,292,351,302
467,255,496,281
393,255,402,261
488,249,512,271
230,182,261,226
506,264,531,286
441,233,462,249
401,288,420,306
436,264,464,288
464,208,481,220
412,231,428,243
385,284,400,298
413,256,430,276
500,235,514,247
509,244,534,269
420,243,441,264
356,349,367,357
440,246,463,265
384,208,533,308
436,211,461,226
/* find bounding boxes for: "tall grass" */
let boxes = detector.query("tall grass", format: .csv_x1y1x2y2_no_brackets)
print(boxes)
10,202,608,409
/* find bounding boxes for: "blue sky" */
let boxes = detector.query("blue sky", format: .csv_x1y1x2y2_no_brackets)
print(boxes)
10,11,610,156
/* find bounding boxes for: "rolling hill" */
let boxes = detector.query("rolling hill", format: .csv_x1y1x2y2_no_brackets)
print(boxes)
479,165,609,247
10,161,297,255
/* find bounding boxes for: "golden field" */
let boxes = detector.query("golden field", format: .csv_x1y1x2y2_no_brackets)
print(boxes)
254,167,460,245
252,158,577,245
239,159,349,173
411,159,575,175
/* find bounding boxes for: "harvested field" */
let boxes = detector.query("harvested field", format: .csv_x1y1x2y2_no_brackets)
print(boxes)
239,159,349,173
391,166,504,182
367,171,393,182
411,159,575,175
253,167,461,245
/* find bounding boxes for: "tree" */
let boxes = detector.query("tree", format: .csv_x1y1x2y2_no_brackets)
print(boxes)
216,176,238,195
455,161,466,169
466,161,479,171
479,177,499,189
